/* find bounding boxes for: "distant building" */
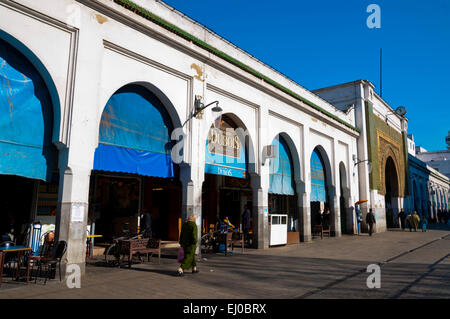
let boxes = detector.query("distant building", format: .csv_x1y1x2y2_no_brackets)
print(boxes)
416,133,450,179
407,135,449,219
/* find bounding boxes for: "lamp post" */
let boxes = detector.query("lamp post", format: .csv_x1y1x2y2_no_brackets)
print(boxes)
385,106,407,124
182,95,223,127
353,155,372,175
193,96,222,119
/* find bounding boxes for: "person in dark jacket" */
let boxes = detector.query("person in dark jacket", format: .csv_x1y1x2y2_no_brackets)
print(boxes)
140,210,152,238
242,205,251,244
398,209,406,231
177,214,199,276
323,208,331,229
366,209,376,236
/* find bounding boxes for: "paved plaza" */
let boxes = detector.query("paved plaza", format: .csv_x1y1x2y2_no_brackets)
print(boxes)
1,226,449,299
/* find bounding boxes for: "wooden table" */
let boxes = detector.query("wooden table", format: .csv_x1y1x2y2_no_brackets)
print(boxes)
0,246,31,288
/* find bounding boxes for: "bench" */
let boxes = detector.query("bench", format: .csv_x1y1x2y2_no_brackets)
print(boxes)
231,232,244,253
119,238,161,268
312,225,331,239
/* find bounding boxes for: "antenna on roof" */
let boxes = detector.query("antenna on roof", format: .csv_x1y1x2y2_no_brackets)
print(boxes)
380,48,383,98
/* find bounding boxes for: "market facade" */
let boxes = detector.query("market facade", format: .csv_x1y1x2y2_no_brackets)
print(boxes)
314,80,411,233
407,135,449,221
1,0,363,275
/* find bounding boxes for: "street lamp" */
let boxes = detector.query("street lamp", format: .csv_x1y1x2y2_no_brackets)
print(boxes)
182,95,223,127
385,106,407,123
193,95,222,119
353,155,372,175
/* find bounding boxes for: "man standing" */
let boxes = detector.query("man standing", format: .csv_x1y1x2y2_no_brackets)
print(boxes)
366,209,376,236
242,205,251,244
398,209,406,231
323,208,331,229
140,209,152,238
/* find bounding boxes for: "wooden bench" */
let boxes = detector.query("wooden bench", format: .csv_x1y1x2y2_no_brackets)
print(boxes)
119,238,161,268
231,232,244,253
312,225,331,239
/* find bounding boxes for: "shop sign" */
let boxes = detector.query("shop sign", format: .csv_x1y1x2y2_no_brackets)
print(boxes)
205,126,247,179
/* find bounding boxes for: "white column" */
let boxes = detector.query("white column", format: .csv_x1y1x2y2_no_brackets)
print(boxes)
299,125,311,242
55,157,91,276
331,139,341,237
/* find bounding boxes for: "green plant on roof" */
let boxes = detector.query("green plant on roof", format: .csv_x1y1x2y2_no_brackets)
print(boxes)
113,0,359,132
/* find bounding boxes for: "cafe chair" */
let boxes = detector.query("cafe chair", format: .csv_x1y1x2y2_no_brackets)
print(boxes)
35,240,67,285
31,234,55,283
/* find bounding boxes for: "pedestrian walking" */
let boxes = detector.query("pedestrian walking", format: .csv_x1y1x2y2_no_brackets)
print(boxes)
177,214,199,277
398,209,406,231
421,215,428,232
406,213,412,231
242,205,251,244
411,211,420,232
366,209,376,236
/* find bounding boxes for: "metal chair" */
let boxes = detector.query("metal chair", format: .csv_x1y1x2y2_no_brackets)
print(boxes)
35,240,67,284
31,233,54,282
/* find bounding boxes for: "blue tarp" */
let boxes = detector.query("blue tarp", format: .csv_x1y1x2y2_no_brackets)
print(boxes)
93,143,174,178
94,84,175,178
310,149,327,202
0,39,55,181
269,136,295,195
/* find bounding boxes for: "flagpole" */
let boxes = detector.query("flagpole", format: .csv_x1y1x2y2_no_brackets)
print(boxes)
380,48,383,98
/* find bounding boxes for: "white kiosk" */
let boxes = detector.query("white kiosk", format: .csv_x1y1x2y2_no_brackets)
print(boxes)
269,214,288,246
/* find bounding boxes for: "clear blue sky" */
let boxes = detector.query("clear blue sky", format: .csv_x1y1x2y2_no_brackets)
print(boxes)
163,0,450,151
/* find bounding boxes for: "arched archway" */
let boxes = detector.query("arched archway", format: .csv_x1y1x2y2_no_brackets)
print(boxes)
0,30,61,143
384,156,399,228
0,36,59,244
90,83,182,242
202,113,256,238
310,146,333,232
268,133,301,244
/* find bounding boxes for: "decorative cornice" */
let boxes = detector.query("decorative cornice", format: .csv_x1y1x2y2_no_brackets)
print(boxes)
79,0,359,134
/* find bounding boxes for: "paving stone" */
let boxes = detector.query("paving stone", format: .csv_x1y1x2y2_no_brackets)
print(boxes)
1,226,449,299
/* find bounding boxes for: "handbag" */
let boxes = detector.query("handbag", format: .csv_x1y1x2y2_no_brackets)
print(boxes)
177,247,184,262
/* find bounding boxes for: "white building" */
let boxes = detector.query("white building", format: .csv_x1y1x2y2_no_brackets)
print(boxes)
407,133,450,217
416,150,450,180
0,0,361,275
407,135,449,220
314,80,410,233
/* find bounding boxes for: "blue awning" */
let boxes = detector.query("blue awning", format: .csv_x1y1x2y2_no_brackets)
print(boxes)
93,143,174,178
269,136,295,195
94,84,175,178
0,39,55,181
310,149,327,202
